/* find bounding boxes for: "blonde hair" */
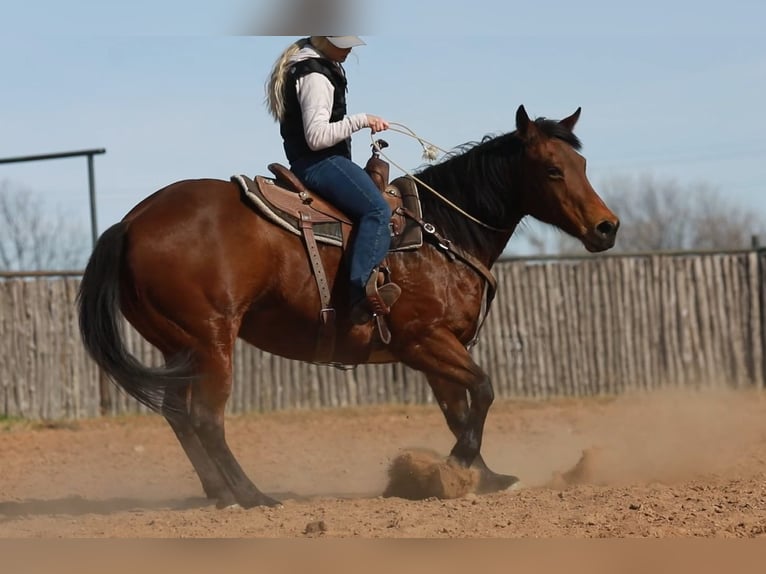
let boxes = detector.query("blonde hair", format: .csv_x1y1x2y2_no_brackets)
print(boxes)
265,36,332,122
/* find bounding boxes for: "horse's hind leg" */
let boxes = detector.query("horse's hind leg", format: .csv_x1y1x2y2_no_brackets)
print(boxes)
428,377,519,493
161,382,236,507
189,350,280,509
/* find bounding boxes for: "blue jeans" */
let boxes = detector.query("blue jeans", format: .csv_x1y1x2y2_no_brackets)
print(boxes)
292,155,392,303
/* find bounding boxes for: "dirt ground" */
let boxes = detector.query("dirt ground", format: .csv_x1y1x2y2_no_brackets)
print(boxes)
1,389,765,538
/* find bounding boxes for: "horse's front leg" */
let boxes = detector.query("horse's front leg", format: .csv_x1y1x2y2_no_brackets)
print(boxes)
428,377,519,492
450,372,493,466
400,329,493,467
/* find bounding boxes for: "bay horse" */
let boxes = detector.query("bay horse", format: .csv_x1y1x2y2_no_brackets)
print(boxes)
78,105,618,508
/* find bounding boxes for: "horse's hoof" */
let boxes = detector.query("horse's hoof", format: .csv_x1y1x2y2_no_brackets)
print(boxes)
237,494,283,509
259,495,283,508
497,474,520,490
476,473,520,494
211,492,237,509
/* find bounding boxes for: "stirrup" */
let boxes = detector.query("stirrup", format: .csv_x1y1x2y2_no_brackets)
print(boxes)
349,270,401,326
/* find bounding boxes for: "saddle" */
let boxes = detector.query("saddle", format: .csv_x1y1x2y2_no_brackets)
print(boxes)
232,148,424,363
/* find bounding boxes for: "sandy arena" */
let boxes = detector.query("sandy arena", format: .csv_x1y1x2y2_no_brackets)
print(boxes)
1,389,765,538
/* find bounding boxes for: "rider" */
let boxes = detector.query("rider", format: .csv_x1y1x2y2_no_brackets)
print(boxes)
265,36,400,325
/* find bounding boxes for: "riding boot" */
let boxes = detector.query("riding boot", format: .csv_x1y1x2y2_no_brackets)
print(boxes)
350,270,401,325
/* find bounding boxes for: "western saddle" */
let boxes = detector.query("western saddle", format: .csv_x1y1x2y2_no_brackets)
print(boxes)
232,143,424,362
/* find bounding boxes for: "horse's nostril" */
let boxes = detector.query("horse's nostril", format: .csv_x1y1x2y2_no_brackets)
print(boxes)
596,219,618,238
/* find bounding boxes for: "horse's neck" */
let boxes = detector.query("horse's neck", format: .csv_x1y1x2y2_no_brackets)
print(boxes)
487,227,519,266
415,135,532,266
416,180,522,268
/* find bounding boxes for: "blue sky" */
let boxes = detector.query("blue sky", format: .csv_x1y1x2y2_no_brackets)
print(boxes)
1,1,764,254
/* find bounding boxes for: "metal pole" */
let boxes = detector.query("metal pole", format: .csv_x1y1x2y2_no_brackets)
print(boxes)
87,154,98,248
0,148,105,250
0,148,105,164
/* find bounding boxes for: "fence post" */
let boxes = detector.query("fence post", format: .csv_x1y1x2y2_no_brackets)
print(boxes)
99,371,112,416
758,243,766,388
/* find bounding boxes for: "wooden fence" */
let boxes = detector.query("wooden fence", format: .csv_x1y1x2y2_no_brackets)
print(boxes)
1,250,763,420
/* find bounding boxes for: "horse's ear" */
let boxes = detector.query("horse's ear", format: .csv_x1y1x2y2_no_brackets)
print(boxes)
516,105,531,137
559,107,582,132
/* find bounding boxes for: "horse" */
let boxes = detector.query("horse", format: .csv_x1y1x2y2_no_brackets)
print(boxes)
77,105,619,508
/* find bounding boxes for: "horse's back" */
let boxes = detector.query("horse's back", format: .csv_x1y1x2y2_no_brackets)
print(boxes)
125,178,239,224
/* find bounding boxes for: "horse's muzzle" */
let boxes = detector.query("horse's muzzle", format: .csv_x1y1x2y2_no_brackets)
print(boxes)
584,218,619,252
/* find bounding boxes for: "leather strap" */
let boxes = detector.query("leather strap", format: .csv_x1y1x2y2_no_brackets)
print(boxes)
364,268,394,344
397,206,498,341
299,212,336,362
375,315,392,345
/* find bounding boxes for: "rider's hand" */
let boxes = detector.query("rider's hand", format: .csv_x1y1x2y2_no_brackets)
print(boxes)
367,114,390,134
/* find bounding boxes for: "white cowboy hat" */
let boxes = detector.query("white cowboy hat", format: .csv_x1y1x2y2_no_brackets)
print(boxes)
326,36,366,49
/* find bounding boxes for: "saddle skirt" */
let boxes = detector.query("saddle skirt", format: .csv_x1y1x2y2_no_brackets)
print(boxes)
232,163,423,251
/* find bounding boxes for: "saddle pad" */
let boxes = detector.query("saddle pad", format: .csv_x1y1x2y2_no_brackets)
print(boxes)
232,174,424,251
233,174,344,246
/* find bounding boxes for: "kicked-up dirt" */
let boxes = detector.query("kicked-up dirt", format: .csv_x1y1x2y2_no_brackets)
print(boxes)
1,389,765,538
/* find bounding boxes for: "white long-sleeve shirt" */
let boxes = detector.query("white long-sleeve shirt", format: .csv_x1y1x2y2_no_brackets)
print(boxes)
289,45,370,151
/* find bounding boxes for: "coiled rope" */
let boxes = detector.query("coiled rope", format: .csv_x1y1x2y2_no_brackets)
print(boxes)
371,123,512,233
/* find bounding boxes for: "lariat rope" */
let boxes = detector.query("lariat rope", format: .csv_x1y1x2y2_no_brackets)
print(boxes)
370,123,513,233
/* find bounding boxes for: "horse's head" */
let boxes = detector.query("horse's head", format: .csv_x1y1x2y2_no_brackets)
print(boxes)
516,105,619,252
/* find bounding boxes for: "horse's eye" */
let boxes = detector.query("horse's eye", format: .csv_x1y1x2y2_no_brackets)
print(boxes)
546,167,564,179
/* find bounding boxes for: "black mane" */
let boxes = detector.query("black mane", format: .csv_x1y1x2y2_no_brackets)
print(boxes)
413,118,581,259
534,117,582,150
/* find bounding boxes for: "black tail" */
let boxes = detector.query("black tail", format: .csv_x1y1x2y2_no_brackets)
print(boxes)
77,221,193,414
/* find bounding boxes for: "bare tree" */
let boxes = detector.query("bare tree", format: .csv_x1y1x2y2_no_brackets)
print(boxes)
0,180,90,271
515,174,763,255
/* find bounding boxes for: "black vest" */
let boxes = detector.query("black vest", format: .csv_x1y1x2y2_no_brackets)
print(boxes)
280,58,352,166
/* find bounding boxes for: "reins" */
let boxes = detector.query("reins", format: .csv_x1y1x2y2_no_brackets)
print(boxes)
371,123,514,233
370,124,505,347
